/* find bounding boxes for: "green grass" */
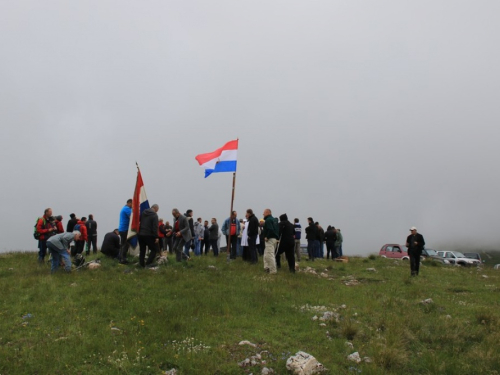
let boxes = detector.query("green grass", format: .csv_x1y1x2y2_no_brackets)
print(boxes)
1,252,500,374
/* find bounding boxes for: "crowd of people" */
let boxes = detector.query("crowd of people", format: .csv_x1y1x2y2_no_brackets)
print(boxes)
35,201,345,274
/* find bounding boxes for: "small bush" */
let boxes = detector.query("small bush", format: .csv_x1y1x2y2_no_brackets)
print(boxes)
368,254,377,260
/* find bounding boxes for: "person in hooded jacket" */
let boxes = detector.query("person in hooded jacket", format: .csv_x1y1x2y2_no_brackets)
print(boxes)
138,204,160,268
276,214,296,273
73,217,88,256
324,226,337,259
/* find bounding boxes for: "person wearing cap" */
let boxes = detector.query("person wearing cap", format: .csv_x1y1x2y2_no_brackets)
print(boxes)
406,226,425,276
100,229,121,259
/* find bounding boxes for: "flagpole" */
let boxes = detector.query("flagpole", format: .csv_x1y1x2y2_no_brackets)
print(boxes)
227,171,236,260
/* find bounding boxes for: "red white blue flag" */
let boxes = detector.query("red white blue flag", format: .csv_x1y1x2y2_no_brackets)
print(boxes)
195,139,238,178
127,169,150,246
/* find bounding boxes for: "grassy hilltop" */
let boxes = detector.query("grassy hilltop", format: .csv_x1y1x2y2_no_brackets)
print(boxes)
1,252,499,375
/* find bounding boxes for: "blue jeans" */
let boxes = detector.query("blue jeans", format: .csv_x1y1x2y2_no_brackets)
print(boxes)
314,240,321,258
307,240,315,261
237,237,243,257
183,240,192,258
194,237,201,256
317,242,324,258
47,242,72,273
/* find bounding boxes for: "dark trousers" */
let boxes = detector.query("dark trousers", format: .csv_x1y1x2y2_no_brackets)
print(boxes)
118,231,130,261
326,242,336,259
307,239,315,261
38,240,48,262
209,239,219,256
158,237,165,252
226,235,238,259
138,235,158,267
87,236,97,254
201,238,210,255
73,240,85,256
248,235,258,264
276,242,295,271
173,237,188,262
409,250,422,276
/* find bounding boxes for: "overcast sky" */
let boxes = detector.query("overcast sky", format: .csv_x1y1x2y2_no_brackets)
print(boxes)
1,1,499,255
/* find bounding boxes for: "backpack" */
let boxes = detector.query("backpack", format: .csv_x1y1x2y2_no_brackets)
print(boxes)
74,224,81,232
33,217,44,240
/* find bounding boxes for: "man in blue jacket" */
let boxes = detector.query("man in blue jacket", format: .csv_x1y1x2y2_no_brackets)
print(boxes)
118,199,132,264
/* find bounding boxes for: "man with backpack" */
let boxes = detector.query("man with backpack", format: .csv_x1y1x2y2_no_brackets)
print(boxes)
35,208,57,263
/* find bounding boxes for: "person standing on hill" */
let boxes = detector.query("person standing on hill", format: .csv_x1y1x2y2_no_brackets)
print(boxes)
86,214,98,254
201,220,209,255
262,208,279,274
208,218,220,256
66,213,78,232
118,199,133,264
222,211,241,259
193,217,204,256
406,226,425,276
74,217,88,256
316,222,325,258
172,208,193,262
324,226,337,259
293,218,302,262
138,204,160,268
36,208,57,263
334,228,343,257
305,217,317,262
276,214,296,273
246,209,260,264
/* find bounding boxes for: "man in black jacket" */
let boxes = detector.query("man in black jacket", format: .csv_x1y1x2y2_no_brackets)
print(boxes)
305,217,317,261
406,226,425,276
66,213,78,232
101,229,120,258
138,204,160,268
246,209,259,264
86,214,98,254
276,214,296,273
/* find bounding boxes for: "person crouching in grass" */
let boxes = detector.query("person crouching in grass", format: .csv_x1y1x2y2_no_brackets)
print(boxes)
46,231,81,273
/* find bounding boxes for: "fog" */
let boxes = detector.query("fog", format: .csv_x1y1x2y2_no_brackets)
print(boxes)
1,1,499,255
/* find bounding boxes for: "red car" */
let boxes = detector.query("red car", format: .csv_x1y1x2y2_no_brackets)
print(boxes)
379,244,409,260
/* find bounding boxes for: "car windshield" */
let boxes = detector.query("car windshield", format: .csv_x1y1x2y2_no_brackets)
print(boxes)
454,252,466,258
425,249,438,256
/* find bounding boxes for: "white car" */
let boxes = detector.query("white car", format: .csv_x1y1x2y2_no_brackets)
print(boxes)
436,251,481,266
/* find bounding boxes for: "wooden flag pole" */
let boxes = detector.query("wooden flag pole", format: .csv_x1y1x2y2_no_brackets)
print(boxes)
227,171,236,259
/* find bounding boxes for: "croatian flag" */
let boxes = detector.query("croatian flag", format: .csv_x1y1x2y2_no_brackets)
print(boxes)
127,169,150,247
195,139,238,178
